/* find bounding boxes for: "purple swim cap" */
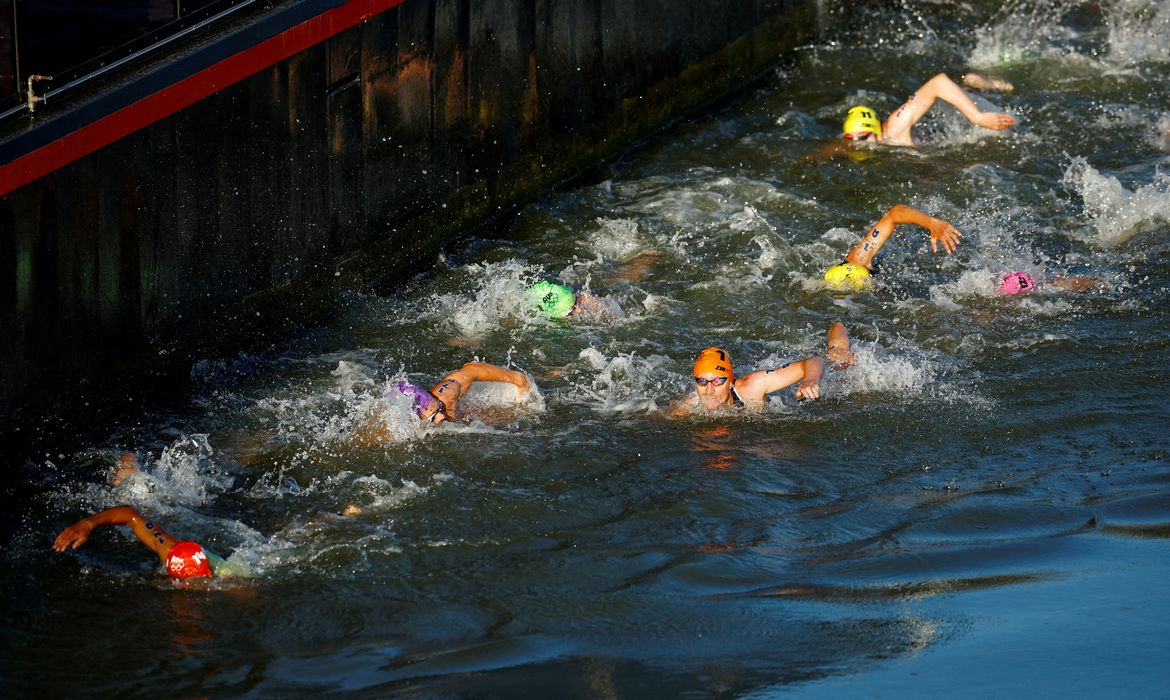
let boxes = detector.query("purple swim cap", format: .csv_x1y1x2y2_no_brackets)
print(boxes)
387,381,436,417
998,271,1034,295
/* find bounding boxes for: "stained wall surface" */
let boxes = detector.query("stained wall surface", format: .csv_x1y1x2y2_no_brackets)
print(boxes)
0,0,839,441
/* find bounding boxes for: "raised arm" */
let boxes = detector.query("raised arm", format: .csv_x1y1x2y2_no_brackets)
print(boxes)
844,204,961,270
883,73,1016,146
430,361,529,414
53,506,179,564
730,323,850,401
734,356,825,401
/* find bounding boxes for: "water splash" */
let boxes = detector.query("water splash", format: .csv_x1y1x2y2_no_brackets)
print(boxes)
565,348,675,414
1062,157,1170,246
1105,0,1170,66
114,434,230,509
968,0,1081,68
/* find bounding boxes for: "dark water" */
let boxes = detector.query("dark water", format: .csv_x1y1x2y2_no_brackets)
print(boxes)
5,0,1170,696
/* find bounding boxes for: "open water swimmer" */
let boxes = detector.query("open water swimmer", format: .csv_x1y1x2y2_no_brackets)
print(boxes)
9,1,1170,696
670,323,853,416
528,280,624,321
54,505,245,582
842,72,1016,146
824,204,962,291
353,361,533,445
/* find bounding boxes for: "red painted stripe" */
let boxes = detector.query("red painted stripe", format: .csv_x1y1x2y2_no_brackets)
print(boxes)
0,0,407,197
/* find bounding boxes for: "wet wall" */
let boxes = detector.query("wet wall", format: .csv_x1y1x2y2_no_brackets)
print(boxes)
0,0,839,450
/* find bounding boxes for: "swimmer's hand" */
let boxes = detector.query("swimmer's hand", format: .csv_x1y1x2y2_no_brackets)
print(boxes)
53,519,95,552
972,111,1016,131
927,219,962,255
512,372,530,394
795,379,821,401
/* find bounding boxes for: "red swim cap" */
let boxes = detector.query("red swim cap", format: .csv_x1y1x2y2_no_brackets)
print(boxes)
166,541,213,579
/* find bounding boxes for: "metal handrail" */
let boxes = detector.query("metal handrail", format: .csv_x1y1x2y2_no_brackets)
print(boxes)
1,0,263,123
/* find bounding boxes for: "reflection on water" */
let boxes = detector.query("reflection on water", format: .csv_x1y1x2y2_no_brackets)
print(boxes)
4,0,1170,696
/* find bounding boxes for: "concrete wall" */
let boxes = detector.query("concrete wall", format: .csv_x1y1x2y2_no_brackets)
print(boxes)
0,0,840,448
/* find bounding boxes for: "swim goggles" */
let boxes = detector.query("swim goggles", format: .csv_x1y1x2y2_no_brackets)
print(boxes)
694,376,729,386
425,401,448,423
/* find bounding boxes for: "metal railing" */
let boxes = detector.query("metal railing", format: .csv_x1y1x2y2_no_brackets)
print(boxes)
0,0,271,122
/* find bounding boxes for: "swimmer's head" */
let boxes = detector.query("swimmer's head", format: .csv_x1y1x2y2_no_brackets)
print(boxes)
528,281,576,318
998,271,1034,295
824,262,873,291
390,381,438,418
843,105,882,140
693,347,734,408
166,541,213,579
694,347,733,380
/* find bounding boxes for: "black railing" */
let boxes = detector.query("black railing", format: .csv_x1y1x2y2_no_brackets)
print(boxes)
0,0,270,121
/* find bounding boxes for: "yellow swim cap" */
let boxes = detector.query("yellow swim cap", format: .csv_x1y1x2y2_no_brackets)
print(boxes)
842,105,882,138
824,262,873,291
694,347,733,378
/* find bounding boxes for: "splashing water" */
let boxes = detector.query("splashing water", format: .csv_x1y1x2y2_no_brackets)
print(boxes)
1063,157,1170,246
8,1,1170,697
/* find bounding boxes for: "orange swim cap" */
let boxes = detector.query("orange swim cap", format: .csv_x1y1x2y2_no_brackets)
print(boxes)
693,347,733,378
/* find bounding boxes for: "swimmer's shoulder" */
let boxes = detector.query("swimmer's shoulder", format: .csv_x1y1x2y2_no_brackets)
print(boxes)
666,394,699,418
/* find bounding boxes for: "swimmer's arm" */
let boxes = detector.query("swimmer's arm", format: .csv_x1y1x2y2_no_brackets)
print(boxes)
883,73,1015,144
435,362,530,397
736,356,825,401
844,204,961,269
1047,275,1105,292
800,140,852,163
349,407,392,447
666,395,698,418
609,250,661,282
53,506,179,564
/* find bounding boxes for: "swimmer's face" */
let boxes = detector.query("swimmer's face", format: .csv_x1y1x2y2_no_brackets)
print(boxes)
694,372,732,408
420,400,449,424
843,130,876,142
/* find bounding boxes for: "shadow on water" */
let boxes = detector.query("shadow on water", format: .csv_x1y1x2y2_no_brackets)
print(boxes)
5,0,1170,696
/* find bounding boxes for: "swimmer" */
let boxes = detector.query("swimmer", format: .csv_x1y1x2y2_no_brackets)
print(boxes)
824,204,961,291
353,361,531,444
54,505,241,581
997,271,1107,295
843,73,1016,147
668,322,853,417
529,281,624,321
108,451,141,486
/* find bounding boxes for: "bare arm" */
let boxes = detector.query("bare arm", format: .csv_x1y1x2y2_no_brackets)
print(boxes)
431,362,529,413
53,506,178,564
666,394,703,418
1047,275,1106,292
883,73,1016,146
844,204,961,269
734,356,825,401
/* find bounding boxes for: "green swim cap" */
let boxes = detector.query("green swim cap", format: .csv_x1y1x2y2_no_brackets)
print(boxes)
528,281,576,317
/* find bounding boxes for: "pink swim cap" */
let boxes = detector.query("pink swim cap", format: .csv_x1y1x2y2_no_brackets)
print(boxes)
998,271,1034,295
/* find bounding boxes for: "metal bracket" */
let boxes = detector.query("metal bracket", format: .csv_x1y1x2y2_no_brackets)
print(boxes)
27,75,53,113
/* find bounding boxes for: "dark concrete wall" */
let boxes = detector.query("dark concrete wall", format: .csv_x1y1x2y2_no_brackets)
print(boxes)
0,0,840,445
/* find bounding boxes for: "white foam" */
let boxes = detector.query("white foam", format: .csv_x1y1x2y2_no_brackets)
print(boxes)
566,348,674,414
1062,157,1170,246
836,343,939,398
585,217,644,260
114,434,231,509
1105,0,1170,66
